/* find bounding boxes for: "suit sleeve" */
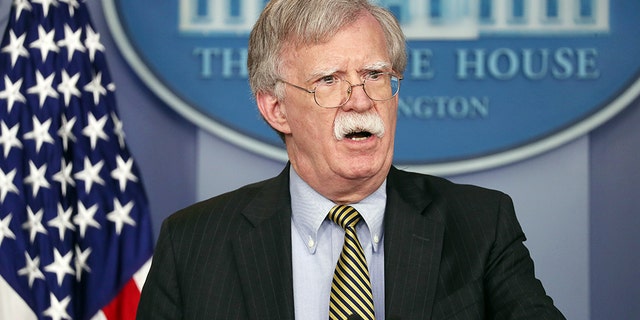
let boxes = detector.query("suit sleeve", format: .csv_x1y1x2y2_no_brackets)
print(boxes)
136,218,183,320
484,194,566,320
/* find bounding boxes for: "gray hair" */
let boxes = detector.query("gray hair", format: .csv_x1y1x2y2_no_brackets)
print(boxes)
247,0,407,99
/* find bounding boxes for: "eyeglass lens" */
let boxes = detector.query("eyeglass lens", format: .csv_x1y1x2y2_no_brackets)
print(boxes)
314,74,400,108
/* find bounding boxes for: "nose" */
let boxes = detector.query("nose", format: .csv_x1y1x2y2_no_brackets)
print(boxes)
342,82,372,112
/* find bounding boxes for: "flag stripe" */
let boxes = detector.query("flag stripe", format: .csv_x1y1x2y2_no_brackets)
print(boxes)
102,277,142,320
0,275,37,320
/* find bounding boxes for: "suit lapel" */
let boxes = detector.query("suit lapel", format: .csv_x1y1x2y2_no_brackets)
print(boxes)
384,167,445,319
232,166,295,320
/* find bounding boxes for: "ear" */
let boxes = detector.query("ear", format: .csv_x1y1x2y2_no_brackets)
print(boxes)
256,91,291,134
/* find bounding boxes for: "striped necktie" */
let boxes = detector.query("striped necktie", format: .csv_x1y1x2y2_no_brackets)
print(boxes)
328,205,375,320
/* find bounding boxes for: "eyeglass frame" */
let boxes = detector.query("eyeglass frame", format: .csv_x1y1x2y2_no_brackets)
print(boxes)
276,72,403,108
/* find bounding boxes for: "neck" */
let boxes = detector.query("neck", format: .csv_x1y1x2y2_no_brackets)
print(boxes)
290,163,388,204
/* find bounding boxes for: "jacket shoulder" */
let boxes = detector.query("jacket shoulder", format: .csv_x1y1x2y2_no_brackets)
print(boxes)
164,169,289,233
390,166,509,206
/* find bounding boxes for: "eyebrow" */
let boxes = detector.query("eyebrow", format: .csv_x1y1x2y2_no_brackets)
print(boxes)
362,61,391,71
305,68,339,83
305,61,391,82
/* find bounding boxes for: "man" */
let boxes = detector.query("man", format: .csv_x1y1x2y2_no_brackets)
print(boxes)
137,0,565,319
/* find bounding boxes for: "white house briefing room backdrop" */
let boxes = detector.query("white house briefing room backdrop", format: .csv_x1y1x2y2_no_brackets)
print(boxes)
1,0,639,319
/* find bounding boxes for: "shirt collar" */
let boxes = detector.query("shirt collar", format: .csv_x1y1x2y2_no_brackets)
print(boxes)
290,167,387,254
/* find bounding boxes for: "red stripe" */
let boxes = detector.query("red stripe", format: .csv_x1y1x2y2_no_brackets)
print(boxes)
101,278,141,320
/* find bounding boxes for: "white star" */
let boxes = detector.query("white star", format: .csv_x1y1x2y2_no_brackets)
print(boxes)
82,113,108,150
57,24,85,62
29,25,59,62
32,0,59,18
1,30,29,67
83,71,107,106
84,25,104,62
0,168,19,203
44,248,74,287
73,201,101,238
111,112,126,149
52,159,75,197
59,0,79,16
17,252,45,288
74,245,92,281
0,75,26,112
42,293,71,320
12,0,33,20
74,157,105,194
23,116,54,153
57,114,76,151
107,199,136,235
48,204,75,241
0,213,17,247
0,121,23,157
57,70,81,106
23,161,51,197
21,207,48,243
111,156,138,192
27,70,59,108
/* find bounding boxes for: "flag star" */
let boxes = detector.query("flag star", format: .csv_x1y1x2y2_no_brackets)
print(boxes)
48,204,75,241
111,112,126,148
82,113,108,150
0,121,23,157
57,70,81,106
111,156,138,192
74,157,105,193
44,248,74,287
17,252,46,288
52,159,75,197
29,25,59,62
12,0,33,20
84,25,105,62
74,245,92,281
42,293,72,320
59,0,79,16
32,0,59,18
21,207,48,243
24,161,51,197
107,199,136,235
57,24,85,62
23,116,55,153
0,168,19,203
73,201,101,238
57,114,76,151
83,71,107,106
0,213,17,247
27,70,59,108
0,75,26,112
1,30,29,67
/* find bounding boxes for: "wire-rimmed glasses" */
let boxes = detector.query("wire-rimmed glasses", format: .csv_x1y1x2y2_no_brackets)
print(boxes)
278,72,402,108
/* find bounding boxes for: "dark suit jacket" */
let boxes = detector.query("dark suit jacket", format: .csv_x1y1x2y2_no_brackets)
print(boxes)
137,165,565,319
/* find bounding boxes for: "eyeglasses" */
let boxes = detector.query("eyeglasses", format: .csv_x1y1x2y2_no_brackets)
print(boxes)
278,72,402,108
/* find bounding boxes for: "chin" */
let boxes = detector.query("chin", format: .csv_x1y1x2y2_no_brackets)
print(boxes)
343,158,389,180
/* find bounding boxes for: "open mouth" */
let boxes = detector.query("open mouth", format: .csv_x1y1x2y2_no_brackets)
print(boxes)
345,131,373,141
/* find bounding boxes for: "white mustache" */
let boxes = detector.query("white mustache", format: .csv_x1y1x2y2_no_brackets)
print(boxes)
333,112,385,140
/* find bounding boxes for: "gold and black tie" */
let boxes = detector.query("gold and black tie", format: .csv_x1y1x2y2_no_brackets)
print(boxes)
328,205,375,320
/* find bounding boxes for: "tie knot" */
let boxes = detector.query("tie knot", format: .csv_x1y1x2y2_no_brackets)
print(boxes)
328,205,362,229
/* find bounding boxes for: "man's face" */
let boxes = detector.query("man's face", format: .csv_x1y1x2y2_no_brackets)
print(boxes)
275,13,398,198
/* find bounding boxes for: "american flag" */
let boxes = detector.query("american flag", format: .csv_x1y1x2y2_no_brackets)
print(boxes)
0,1,153,319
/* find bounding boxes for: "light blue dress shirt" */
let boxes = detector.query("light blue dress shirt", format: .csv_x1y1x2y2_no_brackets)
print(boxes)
290,168,386,320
